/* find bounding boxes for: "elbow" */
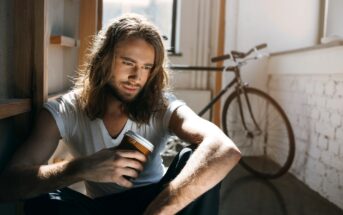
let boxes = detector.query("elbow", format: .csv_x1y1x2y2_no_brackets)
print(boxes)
206,132,241,164
229,146,241,164
222,141,241,165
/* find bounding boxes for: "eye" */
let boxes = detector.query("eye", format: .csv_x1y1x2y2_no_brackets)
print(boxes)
144,65,153,71
123,60,134,66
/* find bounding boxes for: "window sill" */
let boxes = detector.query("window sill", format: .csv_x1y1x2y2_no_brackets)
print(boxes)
270,40,343,56
0,99,31,120
50,35,80,47
268,40,343,75
168,52,183,57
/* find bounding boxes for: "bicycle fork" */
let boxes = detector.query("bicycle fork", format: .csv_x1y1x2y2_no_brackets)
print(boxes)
236,86,262,138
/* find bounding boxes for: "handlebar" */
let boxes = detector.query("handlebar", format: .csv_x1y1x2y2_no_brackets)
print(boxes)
211,43,268,63
256,43,267,50
211,54,231,63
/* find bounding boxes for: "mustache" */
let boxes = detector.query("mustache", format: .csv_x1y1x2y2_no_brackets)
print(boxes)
123,81,142,88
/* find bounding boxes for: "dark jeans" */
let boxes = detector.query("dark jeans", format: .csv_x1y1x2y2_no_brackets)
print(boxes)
24,148,221,215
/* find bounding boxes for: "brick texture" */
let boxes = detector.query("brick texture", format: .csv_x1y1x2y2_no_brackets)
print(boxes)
268,74,343,209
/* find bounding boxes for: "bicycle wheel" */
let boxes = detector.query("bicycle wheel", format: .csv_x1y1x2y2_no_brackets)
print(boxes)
222,87,295,179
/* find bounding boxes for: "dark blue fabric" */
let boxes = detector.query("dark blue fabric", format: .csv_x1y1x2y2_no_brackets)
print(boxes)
24,148,221,215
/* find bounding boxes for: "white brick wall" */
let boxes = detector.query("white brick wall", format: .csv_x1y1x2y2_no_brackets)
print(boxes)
268,74,343,209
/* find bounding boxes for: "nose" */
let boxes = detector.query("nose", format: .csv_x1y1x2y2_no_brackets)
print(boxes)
129,66,143,80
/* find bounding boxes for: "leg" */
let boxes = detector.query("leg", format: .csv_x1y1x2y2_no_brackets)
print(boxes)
159,147,194,184
95,148,196,214
95,183,163,215
96,147,221,215
24,188,97,215
161,147,222,215
177,183,221,215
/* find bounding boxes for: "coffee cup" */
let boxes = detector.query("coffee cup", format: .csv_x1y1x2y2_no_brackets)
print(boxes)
117,130,154,156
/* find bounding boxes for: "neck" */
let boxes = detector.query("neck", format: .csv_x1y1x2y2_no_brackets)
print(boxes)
102,94,129,138
104,94,127,118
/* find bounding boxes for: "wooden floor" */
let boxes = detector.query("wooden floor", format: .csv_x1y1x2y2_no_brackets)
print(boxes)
219,164,343,215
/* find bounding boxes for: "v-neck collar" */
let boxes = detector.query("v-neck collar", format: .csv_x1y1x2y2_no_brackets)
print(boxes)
97,118,133,148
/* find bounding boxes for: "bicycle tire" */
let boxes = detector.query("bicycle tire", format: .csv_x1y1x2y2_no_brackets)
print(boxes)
222,87,295,179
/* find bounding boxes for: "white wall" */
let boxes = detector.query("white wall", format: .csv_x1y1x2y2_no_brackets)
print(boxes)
267,46,343,209
225,0,321,53
47,0,64,94
224,0,321,92
47,0,79,94
169,0,220,90
168,0,221,119
224,0,343,209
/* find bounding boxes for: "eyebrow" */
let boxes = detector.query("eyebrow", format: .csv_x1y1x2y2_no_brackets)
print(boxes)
120,56,154,67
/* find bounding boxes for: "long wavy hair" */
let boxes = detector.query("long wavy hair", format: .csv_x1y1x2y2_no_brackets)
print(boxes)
74,14,170,124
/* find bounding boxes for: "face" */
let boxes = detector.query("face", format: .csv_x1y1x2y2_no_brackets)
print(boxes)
107,38,155,103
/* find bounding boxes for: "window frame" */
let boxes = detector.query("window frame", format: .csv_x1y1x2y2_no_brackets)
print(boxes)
168,0,178,54
100,0,179,55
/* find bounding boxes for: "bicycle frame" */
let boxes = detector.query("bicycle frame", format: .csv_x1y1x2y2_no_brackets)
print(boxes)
198,67,261,135
168,64,236,117
168,44,295,178
198,74,236,117
169,44,268,135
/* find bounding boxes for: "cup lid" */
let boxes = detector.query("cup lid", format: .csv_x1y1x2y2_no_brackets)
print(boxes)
125,130,154,152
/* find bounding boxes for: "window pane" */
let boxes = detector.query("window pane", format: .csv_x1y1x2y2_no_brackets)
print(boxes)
102,0,174,49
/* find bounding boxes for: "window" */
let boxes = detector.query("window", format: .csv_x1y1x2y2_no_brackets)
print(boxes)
102,0,178,53
323,0,343,40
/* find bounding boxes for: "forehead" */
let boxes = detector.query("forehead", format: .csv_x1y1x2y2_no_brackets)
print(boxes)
114,38,155,62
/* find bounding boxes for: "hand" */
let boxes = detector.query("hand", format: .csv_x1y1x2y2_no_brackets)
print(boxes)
76,148,147,188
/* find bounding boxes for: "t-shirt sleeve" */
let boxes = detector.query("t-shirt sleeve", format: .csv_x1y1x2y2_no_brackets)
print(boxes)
161,92,186,134
43,93,78,140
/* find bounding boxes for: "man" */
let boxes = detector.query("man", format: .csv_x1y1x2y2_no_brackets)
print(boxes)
0,14,241,214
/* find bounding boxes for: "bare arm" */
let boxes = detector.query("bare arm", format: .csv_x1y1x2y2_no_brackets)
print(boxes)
0,109,78,201
0,109,147,201
144,106,241,214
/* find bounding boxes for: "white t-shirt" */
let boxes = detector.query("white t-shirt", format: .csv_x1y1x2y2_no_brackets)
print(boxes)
43,91,185,198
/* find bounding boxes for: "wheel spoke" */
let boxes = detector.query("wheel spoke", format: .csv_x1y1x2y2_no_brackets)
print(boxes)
222,88,295,178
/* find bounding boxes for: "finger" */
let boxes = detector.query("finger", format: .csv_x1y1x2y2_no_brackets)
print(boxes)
116,150,147,163
115,157,144,172
121,167,140,179
115,174,134,188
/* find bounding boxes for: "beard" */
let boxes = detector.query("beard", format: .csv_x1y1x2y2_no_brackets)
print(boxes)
105,83,140,104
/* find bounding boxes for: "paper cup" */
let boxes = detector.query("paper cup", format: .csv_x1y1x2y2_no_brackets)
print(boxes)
118,130,154,156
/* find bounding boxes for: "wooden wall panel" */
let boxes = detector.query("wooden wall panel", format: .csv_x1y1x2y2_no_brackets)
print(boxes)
213,0,226,126
78,0,99,69
12,0,34,98
33,0,47,114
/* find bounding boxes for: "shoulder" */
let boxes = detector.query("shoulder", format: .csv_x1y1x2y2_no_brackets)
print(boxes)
160,92,186,116
150,92,187,131
60,90,79,105
42,91,83,137
44,90,80,112
163,91,186,111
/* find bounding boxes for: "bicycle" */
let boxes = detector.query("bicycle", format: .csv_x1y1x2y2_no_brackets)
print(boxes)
166,44,295,179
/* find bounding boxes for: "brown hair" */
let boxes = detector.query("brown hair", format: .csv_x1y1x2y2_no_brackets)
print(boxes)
74,14,170,124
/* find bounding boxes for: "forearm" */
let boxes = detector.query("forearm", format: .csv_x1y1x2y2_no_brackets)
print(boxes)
0,159,82,201
147,135,241,214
